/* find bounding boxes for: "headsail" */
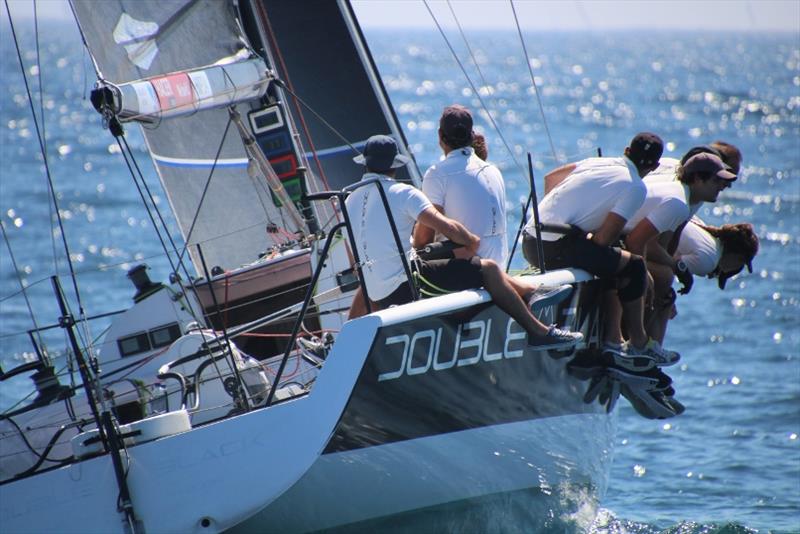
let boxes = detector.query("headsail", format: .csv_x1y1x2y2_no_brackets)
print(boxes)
248,0,421,190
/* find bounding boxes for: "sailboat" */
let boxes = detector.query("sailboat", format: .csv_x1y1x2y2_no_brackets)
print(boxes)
1,1,614,531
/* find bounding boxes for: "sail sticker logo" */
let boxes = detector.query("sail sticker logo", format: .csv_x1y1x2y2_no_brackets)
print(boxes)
151,73,195,113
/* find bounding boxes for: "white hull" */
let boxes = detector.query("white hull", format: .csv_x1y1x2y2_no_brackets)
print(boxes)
239,413,615,533
1,270,612,533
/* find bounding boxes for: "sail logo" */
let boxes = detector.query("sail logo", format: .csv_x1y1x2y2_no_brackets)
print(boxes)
151,73,196,112
378,317,533,382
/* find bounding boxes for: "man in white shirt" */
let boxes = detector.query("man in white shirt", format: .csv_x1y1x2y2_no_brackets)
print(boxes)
623,152,736,346
522,132,670,368
345,135,582,350
413,105,508,265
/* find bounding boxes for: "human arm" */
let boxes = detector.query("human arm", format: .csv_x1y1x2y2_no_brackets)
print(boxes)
416,206,479,256
543,163,577,195
411,203,443,249
591,212,628,247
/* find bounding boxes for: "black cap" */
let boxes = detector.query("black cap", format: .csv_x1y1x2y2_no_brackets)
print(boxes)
628,132,664,169
353,135,410,172
439,105,474,147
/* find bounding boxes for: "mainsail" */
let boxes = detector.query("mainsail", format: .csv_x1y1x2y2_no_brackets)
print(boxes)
70,0,305,273
71,0,420,276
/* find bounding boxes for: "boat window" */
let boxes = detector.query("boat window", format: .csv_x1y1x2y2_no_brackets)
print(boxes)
149,323,182,348
118,332,151,357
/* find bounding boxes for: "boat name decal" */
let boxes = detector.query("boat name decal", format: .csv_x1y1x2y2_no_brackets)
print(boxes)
378,317,530,382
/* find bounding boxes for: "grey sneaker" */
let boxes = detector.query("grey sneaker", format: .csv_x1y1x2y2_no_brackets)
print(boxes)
603,345,656,373
624,339,680,367
527,284,573,312
528,325,583,351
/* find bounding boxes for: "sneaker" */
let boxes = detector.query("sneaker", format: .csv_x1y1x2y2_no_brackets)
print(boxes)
602,345,656,373
527,284,573,312
619,339,680,368
643,339,681,367
528,325,583,351
620,384,679,419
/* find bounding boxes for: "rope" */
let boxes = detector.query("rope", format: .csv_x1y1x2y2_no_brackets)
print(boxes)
422,0,526,179
509,0,559,164
443,0,523,173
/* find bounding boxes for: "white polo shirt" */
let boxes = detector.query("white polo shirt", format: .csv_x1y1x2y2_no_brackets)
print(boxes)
644,156,703,214
644,157,680,184
530,156,646,238
675,219,722,276
422,147,508,264
345,173,432,301
623,180,692,234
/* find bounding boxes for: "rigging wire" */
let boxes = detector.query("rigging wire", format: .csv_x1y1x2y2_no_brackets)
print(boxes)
509,0,559,164
4,0,95,359
443,0,524,173
422,0,526,179
0,222,47,359
32,0,60,283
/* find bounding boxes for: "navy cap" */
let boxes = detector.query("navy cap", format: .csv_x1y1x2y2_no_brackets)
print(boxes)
353,135,410,172
628,132,664,169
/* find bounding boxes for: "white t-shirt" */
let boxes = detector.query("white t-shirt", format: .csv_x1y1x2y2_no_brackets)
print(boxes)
623,180,692,234
530,156,646,239
644,157,680,184
422,147,508,264
675,219,721,276
644,156,703,215
345,173,432,301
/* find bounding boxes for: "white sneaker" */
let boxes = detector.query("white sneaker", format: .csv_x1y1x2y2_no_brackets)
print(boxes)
632,339,680,367
527,284,573,311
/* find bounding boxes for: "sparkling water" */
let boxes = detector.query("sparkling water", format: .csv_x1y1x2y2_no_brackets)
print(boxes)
1,14,798,533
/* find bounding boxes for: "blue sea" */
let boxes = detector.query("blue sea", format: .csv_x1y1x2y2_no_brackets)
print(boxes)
1,11,798,534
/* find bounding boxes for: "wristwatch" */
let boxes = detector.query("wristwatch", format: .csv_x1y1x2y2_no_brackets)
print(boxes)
675,259,688,273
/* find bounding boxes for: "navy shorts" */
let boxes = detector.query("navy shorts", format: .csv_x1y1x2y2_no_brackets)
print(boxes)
376,257,484,308
523,231,622,279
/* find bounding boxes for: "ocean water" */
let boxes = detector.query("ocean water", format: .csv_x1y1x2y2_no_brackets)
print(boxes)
1,12,798,534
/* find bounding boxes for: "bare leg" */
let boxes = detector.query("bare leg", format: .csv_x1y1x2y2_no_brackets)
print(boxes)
603,290,624,345
615,250,649,348
347,287,368,320
645,261,675,343
480,260,550,337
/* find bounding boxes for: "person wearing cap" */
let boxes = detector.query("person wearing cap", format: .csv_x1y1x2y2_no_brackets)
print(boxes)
523,133,668,367
639,142,745,336
645,140,741,192
345,134,583,350
621,152,737,350
674,220,758,289
413,105,508,265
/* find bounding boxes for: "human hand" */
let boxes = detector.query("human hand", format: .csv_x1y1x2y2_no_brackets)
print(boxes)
675,260,693,295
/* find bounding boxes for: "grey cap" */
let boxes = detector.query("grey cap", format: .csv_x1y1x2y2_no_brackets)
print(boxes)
683,153,737,181
353,135,410,172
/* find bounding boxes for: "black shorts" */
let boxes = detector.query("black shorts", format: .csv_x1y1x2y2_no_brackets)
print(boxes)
523,231,622,279
376,257,484,308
